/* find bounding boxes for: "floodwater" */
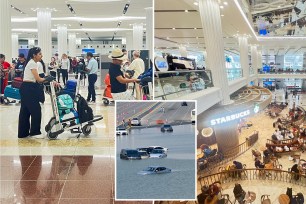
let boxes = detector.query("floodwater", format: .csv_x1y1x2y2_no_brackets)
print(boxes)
116,124,196,200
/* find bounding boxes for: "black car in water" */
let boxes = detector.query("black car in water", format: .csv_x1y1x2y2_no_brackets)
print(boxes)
120,149,141,160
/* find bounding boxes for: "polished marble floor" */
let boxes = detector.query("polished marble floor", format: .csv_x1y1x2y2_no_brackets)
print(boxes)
0,83,115,155
0,155,152,204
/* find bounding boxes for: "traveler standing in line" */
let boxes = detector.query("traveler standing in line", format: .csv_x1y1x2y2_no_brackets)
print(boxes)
71,57,78,73
54,53,61,82
127,50,145,100
0,54,11,94
108,48,139,100
15,53,26,78
61,53,70,85
48,57,58,79
18,47,59,138
85,52,98,103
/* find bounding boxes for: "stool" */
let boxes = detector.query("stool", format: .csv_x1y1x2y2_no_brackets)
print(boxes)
278,194,290,204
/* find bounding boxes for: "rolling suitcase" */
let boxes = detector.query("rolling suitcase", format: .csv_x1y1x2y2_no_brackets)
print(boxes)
66,80,77,91
12,77,23,89
4,85,21,100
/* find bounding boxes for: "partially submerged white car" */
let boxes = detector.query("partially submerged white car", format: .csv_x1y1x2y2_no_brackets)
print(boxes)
138,166,171,175
149,146,168,152
149,149,167,158
116,127,128,136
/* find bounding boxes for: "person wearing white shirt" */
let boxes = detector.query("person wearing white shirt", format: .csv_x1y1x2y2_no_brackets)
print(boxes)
61,53,70,85
18,47,59,139
127,50,145,100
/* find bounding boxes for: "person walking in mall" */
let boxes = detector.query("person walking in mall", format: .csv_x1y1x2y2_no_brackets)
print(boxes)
127,50,145,100
61,53,70,85
84,52,98,103
48,57,58,79
108,48,139,100
0,54,11,94
15,53,26,78
54,53,61,82
18,47,59,139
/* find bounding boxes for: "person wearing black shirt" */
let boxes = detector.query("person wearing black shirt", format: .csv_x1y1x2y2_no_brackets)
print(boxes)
15,53,26,78
233,161,243,177
255,158,265,168
108,48,139,100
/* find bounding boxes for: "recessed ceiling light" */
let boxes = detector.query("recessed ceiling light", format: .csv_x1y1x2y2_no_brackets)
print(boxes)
194,28,197,30
193,2,198,6
224,2,228,5
172,28,176,30
220,5,224,9
185,10,188,12
221,14,224,17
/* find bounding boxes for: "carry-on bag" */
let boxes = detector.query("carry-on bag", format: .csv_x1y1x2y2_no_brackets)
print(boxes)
4,85,21,100
12,77,23,89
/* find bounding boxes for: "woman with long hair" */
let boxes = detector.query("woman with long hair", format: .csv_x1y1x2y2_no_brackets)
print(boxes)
18,47,58,138
60,53,70,85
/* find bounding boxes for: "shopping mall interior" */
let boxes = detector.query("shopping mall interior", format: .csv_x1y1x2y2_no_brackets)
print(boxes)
155,0,306,203
0,0,153,203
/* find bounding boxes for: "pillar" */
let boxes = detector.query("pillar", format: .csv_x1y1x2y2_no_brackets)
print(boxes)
251,45,258,85
145,7,153,60
126,32,133,51
133,24,143,50
68,33,76,57
12,34,19,59
203,50,208,68
214,122,239,156
198,0,231,105
179,46,188,57
238,36,249,85
37,8,52,64
57,25,68,57
0,0,12,62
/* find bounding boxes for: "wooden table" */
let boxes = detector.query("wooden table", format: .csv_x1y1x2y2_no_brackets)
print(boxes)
279,194,290,204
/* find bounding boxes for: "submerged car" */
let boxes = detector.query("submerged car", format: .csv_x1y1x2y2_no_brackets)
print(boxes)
137,148,151,153
148,146,168,152
150,149,167,158
116,127,128,136
138,166,171,175
138,150,149,159
120,149,141,160
161,124,173,132
131,118,141,126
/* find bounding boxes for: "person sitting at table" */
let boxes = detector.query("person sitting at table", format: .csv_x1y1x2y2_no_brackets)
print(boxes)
287,131,294,139
233,161,243,177
290,164,301,181
255,158,265,169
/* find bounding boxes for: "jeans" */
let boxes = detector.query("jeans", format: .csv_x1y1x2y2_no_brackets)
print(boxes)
87,74,97,102
62,69,68,85
18,82,41,138
57,69,61,82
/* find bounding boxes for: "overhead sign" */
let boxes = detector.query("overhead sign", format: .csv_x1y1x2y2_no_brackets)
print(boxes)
210,110,250,126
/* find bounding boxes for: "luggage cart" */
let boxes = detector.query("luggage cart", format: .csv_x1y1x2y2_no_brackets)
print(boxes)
45,73,103,140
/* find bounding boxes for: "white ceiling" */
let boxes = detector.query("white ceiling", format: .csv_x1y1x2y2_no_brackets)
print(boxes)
155,0,306,56
10,0,152,40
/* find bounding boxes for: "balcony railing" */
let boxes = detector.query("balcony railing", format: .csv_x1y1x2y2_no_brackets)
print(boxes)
198,131,258,176
227,68,243,81
154,70,213,100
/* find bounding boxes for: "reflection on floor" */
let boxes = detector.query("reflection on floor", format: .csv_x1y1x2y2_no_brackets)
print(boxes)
0,85,115,155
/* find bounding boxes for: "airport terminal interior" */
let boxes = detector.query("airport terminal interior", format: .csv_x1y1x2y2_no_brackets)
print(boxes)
0,0,153,203
155,0,306,203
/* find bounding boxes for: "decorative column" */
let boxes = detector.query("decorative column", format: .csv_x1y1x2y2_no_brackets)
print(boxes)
179,46,188,57
198,0,231,105
12,34,19,59
57,25,68,57
238,36,249,85
126,32,133,51
133,24,143,50
68,33,76,57
0,0,12,62
203,50,208,68
145,7,153,60
251,45,258,85
37,8,52,64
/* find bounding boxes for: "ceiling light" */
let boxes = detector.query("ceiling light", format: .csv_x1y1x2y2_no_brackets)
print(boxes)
221,14,224,17
167,37,169,39
185,10,188,12
224,2,228,5
194,2,199,6
220,5,224,9
194,28,197,29
172,28,176,30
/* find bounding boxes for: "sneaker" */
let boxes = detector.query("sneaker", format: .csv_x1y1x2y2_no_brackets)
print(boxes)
89,101,96,104
30,134,45,139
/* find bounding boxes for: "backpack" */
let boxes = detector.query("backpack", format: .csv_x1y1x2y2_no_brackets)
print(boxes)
295,193,304,204
77,95,93,123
